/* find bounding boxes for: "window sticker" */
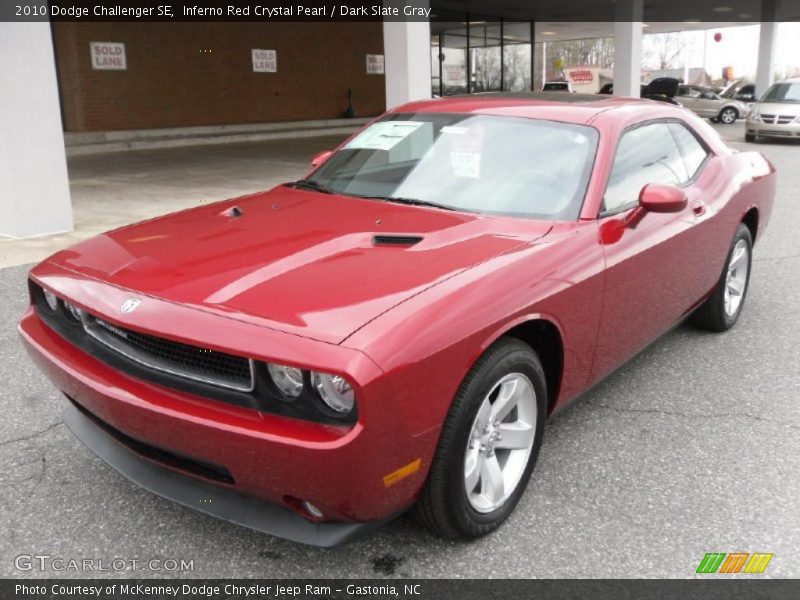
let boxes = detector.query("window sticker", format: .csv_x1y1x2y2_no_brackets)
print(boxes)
451,151,481,178
441,125,469,135
345,121,425,151
446,122,483,178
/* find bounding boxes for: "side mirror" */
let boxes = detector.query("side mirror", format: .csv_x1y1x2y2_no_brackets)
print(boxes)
639,183,688,213
310,150,333,168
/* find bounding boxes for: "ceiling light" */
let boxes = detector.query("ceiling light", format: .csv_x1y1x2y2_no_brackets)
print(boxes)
713,6,732,12
542,31,556,35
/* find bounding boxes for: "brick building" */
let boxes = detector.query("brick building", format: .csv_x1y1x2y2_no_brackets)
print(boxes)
52,22,386,131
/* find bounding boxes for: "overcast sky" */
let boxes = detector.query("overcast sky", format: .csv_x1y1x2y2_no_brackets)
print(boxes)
661,23,800,80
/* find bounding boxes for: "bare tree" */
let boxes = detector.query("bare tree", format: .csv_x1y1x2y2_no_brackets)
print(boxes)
503,44,531,91
471,47,501,92
642,32,687,70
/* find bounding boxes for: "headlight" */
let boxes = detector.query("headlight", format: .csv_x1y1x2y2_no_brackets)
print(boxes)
63,301,83,322
267,363,304,399
311,371,355,414
42,289,58,311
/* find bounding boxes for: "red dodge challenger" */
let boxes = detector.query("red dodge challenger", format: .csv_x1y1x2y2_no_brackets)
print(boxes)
19,94,775,546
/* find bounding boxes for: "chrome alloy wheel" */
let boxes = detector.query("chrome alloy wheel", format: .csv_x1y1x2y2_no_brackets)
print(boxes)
720,108,737,124
464,373,537,513
724,239,750,317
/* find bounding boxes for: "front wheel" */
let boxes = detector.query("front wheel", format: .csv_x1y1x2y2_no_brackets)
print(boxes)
745,132,757,142
719,107,738,124
691,223,753,332
411,338,547,539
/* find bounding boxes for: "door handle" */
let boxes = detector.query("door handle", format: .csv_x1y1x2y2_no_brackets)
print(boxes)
692,201,706,216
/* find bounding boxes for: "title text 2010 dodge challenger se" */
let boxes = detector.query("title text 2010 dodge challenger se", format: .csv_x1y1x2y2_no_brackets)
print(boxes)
19,94,774,546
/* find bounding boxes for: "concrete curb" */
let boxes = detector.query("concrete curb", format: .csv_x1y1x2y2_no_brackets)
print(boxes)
65,119,370,156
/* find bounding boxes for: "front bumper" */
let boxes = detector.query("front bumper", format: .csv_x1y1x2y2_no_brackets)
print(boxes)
19,265,439,543
62,396,391,547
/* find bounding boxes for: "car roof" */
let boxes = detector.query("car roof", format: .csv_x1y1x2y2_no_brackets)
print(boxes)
393,92,676,125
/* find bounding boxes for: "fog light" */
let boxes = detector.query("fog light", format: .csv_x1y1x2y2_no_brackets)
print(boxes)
302,500,324,519
42,289,58,311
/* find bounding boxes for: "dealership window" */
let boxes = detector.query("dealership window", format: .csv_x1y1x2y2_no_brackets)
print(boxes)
431,16,534,96
502,22,532,92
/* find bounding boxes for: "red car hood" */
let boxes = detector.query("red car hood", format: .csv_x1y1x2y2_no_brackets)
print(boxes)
47,187,552,344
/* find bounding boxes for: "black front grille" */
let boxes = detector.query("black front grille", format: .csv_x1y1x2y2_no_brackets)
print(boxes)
29,280,357,424
84,315,254,392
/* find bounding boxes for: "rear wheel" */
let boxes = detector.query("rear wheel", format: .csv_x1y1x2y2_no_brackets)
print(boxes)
691,223,753,332
412,337,546,539
719,107,738,124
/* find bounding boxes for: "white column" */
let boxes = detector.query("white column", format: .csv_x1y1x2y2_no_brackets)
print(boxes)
756,0,781,98
613,0,644,98
383,18,432,109
0,23,72,239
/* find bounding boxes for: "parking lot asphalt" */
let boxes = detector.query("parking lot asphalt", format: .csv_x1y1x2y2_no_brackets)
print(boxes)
1,122,798,578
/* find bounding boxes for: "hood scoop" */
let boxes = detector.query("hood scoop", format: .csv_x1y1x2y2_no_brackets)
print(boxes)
372,234,424,247
221,206,244,219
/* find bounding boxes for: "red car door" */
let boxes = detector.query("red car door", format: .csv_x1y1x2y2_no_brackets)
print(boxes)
590,121,711,383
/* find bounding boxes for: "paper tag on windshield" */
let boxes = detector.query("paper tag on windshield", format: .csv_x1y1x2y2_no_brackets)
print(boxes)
451,151,480,178
345,121,424,151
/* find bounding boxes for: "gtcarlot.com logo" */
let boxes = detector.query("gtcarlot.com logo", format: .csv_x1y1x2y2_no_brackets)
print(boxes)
696,552,773,574
14,554,194,572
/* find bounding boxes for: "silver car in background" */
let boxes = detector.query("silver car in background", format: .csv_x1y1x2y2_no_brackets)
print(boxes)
746,79,800,142
676,85,748,124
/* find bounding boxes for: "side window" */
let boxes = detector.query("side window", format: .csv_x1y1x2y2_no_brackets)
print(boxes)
603,123,688,213
668,122,710,179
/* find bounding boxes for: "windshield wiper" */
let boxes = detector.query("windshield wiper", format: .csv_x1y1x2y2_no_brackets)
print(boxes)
359,195,456,211
286,180,334,194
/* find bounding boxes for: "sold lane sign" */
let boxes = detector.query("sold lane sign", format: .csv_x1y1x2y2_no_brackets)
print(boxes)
90,42,126,70
366,54,384,74
252,49,277,73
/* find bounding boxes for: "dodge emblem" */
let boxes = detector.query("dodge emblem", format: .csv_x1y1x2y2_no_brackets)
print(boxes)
120,298,142,314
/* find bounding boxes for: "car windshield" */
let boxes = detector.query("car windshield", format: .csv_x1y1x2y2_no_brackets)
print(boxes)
760,82,800,103
306,113,598,220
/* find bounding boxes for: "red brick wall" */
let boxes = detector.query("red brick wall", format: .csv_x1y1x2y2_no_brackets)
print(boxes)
53,22,386,131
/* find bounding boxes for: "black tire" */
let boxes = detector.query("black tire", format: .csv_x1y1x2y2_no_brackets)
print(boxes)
719,107,738,124
691,223,753,332
710,117,720,123
745,133,756,142
411,337,547,539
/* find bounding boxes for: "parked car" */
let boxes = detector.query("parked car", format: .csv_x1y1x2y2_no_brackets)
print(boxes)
745,78,800,142
676,85,748,124
542,81,573,92
721,80,757,103
598,79,683,106
19,94,775,546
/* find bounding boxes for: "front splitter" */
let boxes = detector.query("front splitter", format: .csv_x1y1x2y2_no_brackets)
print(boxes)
62,400,391,547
